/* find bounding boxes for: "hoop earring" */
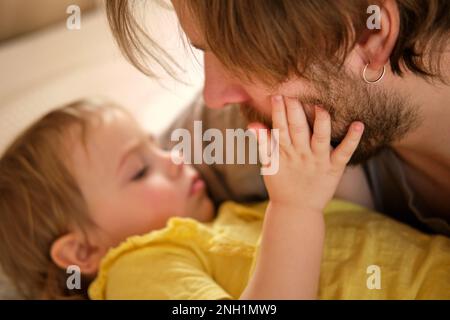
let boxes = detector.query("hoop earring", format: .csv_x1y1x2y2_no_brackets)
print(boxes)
362,64,386,84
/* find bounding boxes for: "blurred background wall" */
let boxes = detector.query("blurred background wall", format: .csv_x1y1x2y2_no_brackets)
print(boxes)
0,0,203,142
0,0,101,43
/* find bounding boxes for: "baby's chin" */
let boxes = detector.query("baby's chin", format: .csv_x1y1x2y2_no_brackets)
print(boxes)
192,193,215,223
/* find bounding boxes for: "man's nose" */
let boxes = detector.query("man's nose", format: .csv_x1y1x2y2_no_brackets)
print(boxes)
203,53,250,109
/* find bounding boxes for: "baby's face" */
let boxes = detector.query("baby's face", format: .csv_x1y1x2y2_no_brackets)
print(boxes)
70,108,214,248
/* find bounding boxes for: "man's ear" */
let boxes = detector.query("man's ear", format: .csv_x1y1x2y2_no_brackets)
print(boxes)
50,232,104,275
357,0,400,72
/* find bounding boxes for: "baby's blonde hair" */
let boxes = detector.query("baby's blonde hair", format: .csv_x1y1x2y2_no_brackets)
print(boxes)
0,100,118,299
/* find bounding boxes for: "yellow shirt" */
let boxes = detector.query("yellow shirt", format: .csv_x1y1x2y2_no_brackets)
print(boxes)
88,200,450,300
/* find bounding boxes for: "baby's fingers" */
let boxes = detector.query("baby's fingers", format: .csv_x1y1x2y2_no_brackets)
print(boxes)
285,97,310,150
248,123,272,167
311,106,331,159
271,96,292,148
330,122,364,168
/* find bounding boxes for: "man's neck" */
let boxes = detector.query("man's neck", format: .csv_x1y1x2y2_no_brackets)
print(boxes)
392,58,450,162
387,57,450,216
389,52,450,195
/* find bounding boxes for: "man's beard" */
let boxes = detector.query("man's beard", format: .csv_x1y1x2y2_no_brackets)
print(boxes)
240,103,273,129
240,71,421,165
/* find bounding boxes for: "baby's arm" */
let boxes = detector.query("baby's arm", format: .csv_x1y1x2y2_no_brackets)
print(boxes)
240,96,364,300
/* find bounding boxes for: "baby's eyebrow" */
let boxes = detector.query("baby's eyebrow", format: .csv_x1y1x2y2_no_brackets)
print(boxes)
116,138,146,175
148,133,164,149
148,133,156,143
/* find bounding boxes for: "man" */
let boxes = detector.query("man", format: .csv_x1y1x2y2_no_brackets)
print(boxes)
106,0,450,236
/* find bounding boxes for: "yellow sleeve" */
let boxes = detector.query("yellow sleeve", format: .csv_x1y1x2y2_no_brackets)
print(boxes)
103,245,233,300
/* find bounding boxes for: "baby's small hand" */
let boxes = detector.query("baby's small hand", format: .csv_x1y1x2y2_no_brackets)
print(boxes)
250,96,364,212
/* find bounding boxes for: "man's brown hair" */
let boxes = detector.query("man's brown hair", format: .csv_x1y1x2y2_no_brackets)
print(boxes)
106,0,450,83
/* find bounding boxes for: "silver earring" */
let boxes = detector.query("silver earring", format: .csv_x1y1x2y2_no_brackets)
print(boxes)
362,64,386,84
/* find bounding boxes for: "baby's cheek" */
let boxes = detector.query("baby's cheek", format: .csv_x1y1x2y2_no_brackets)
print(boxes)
139,183,164,206
141,181,185,218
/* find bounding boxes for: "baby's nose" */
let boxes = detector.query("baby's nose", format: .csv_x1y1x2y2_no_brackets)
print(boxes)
166,151,184,179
